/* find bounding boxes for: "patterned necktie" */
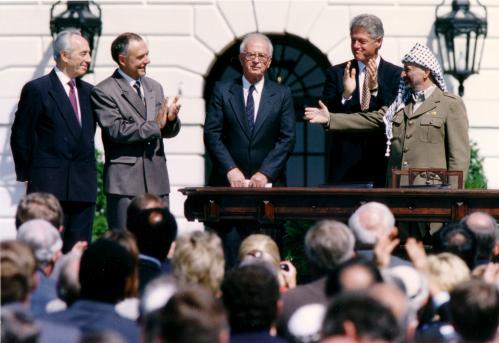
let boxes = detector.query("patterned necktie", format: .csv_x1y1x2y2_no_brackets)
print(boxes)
68,79,80,125
133,80,143,101
246,85,255,131
361,67,371,111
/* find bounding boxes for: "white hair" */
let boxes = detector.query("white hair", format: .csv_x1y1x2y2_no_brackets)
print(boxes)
348,202,395,245
53,29,82,61
239,32,273,56
17,219,62,268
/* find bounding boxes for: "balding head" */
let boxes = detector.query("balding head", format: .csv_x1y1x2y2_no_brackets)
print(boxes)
348,202,395,246
462,212,497,261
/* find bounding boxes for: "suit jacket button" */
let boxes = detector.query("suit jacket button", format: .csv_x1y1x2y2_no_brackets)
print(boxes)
402,161,408,166
403,147,409,153
406,134,412,139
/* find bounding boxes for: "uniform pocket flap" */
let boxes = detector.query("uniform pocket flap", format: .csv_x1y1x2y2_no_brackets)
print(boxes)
420,116,443,128
392,114,404,124
109,156,137,164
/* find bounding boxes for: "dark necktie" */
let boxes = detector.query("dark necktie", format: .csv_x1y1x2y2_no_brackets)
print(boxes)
68,79,80,125
133,80,143,102
246,85,255,131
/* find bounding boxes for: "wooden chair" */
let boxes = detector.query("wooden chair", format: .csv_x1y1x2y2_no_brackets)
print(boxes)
390,168,464,189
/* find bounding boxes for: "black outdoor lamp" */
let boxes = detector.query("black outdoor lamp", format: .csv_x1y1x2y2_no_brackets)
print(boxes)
434,0,487,96
50,1,102,73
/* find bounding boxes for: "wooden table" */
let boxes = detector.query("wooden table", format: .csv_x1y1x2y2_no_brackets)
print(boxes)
180,187,499,224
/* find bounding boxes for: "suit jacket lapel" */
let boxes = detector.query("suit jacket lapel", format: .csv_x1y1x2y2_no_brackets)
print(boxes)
48,70,81,140
253,80,277,135
142,78,157,121
76,79,94,137
228,80,251,139
113,70,147,119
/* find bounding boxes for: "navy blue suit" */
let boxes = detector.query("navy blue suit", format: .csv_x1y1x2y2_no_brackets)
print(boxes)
11,69,97,250
322,58,401,187
204,77,295,186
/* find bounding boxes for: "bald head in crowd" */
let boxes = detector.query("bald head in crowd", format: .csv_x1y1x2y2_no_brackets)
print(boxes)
462,211,497,261
348,202,395,246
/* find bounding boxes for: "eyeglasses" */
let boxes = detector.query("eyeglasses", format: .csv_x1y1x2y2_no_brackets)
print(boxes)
242,51,270,62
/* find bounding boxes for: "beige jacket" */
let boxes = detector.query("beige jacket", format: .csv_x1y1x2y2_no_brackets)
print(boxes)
326,87,470,186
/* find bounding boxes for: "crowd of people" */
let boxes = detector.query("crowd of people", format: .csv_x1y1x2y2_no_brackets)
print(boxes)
2,192,499,343
4,7,495,343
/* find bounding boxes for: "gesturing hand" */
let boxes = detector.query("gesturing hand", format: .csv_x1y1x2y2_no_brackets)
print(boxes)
342,61,357,98
304,100,330,124
365,58,378,91
167,96,181,122
155,97,169,129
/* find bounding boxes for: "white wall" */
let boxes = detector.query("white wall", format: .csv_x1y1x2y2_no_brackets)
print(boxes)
1,0,498,240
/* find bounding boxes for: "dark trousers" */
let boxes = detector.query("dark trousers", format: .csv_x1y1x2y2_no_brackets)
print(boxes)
106,193,170,231
60,201,95,253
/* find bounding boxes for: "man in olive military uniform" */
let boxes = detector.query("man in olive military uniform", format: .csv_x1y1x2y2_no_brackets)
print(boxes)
305,43,470,187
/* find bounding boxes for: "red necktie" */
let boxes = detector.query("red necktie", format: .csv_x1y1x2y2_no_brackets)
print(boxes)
68,79,80,125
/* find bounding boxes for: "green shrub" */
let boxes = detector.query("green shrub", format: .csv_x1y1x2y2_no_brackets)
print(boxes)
465,141,487,189
92,150,108,241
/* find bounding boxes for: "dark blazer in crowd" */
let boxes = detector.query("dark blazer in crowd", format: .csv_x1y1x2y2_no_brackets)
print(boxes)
322,58,401,187
44,300,140,343
204,77,295,186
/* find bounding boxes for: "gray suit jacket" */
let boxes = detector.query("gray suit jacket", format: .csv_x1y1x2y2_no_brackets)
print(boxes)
92,69,180,196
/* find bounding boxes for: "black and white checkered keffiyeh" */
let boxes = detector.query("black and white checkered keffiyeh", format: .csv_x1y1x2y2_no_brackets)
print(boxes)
382,43,447,156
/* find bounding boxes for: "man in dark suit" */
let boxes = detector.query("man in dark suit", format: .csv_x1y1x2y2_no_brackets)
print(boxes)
204,33,295,266
322,14,401,187
204,32,295,188
11,30,96,252
92,32,181,230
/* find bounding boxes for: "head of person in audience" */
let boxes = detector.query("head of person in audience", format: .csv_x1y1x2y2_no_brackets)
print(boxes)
79,239,134,304
127,207,177,263
368,283,416,343
450,279,499,343
221,262,280,335
461,212,497,263
153,285,228,343
1,307,40,343
433,222,477,269
173,230,224,296
126,193,165,230
140,275,179,343
239,233,295,290
305,220,356,278
321,292,399,343
57,252,82,307
426,252,470,294
15,192,64,231
348,202,396,249
325,256,383,298
383,265,429,316
1,240,37,305
103,230,140,298
16,219,63,276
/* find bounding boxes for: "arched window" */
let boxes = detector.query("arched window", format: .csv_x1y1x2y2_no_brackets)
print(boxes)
204,33,331,186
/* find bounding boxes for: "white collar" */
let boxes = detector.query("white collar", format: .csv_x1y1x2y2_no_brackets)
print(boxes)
54,67,73,86
242,75,264,94
118,68,141,85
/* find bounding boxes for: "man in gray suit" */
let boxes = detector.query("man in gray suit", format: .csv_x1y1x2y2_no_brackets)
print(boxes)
92,32,181,230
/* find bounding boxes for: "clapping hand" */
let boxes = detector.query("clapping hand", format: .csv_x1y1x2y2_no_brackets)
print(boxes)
156,96,181,129
342,61,357,98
